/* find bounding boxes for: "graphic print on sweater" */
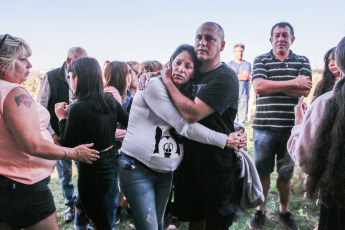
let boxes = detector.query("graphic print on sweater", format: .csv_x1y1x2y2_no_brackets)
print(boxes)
153,127,183,158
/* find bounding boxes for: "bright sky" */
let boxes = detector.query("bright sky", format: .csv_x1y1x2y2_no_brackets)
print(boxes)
2,0,345,71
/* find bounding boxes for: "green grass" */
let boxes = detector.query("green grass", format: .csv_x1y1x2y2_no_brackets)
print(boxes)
50,122,319,230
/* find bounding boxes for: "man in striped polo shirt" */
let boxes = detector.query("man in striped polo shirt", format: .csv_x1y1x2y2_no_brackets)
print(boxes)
249,22,312,230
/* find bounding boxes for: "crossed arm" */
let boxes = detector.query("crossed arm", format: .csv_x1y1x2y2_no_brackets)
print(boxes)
237,71,251,81
253,76,312,97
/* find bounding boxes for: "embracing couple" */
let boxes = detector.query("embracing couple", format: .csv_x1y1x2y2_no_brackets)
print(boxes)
119,22,243,230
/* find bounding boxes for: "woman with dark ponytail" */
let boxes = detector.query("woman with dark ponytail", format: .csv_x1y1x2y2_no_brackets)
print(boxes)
288,36,345,229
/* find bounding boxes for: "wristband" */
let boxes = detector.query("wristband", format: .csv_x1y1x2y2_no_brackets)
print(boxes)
74,147,80,157
62,147,68,160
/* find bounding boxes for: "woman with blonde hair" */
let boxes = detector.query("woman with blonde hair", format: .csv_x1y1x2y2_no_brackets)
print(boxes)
140,60,163,73
0,35,98,230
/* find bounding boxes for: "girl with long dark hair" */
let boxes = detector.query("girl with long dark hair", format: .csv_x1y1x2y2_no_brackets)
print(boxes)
288,36,345,229
313,47,341,101
55,57,128,230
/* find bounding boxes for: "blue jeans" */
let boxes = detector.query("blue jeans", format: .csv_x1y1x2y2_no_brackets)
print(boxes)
237,97,249,127
119,153,173,230
57,160,92,229
56,159,77,207
253,129,294,179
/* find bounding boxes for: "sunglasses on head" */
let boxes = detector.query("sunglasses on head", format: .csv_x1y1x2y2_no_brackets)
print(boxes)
0,34,16,50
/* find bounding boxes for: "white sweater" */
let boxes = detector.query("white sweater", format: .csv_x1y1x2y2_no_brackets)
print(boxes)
121,77,227,172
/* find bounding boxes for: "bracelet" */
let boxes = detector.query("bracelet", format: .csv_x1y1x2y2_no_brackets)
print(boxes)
74,147,80,157
62,147,68,160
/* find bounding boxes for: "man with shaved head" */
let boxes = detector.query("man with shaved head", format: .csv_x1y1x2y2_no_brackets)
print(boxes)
161,22,242,230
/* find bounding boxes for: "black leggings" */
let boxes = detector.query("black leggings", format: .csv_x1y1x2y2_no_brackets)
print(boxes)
77,149,119,230
318,201,345,230
78,181,117,230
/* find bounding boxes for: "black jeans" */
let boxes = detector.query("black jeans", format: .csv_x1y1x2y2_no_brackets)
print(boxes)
77,149,120,230
319,200,345,230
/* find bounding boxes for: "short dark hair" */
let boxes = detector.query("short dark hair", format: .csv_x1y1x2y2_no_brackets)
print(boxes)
234,43,245,50
200,22,225,41
170,44,200,73
270,22,294,37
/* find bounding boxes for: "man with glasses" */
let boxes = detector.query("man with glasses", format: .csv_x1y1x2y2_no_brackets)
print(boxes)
36,47,88,228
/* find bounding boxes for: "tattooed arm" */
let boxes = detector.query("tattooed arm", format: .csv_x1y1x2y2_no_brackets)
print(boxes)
3,87,99,163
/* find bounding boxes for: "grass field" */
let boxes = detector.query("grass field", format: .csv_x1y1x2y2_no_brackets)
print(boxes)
50,123,320,230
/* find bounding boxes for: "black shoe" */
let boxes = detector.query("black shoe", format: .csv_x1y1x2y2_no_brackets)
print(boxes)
64,206,75,223
278,210,299,230
249,210,265,230
115,206,122,226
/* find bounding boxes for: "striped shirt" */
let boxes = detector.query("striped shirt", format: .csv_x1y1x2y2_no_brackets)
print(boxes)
252,50,312,131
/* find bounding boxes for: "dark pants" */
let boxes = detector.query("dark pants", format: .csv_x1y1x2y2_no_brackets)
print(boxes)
318,200,345,230
77,149,119,230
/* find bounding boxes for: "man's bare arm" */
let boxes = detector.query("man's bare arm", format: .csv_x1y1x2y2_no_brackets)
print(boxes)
282,88,311,98
163,79,214,123
253,75,312,96
161,63,214,123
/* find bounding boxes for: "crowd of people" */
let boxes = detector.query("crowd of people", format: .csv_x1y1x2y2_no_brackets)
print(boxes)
0,21,344,230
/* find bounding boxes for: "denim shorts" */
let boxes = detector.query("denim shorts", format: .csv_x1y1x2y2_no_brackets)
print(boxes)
0,176,56,229
253,129,294,179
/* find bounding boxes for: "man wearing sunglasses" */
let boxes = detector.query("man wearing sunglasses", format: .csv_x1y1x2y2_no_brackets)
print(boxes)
36,47,88,228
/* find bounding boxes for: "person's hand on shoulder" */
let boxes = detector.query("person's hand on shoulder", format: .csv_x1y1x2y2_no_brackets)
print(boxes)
138,71,160,90
161,62,173,86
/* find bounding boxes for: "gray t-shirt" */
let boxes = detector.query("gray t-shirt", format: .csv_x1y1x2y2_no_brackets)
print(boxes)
121,76,227,172
228,60,251,98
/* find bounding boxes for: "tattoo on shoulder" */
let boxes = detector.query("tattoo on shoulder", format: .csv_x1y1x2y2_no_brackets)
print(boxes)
14,94,32,108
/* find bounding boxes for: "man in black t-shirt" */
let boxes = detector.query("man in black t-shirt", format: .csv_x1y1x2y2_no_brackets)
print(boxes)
161,22,242,230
